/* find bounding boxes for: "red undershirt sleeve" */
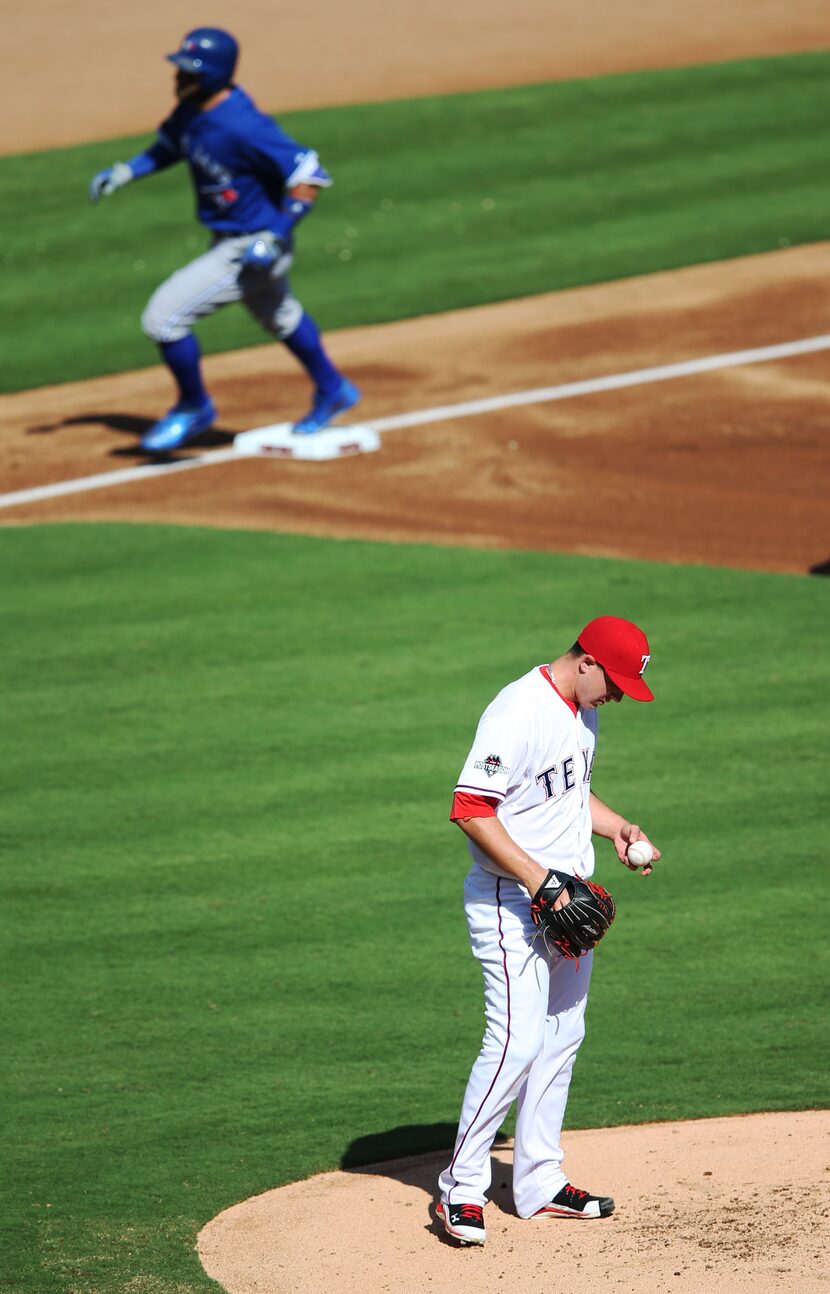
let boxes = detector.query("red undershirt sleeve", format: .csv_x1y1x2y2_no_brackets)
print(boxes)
450,791,498,821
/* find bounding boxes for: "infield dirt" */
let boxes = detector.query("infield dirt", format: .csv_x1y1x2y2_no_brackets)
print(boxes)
5,4,829,1290
6,0,830,156
3,242,829,574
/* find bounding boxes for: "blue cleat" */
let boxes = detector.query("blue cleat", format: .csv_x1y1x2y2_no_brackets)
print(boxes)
140,397,216,454
292,378,361,435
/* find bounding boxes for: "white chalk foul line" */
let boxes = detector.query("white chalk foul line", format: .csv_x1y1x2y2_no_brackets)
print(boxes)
2,332,828,511
0,448,239,510
367,332,830,431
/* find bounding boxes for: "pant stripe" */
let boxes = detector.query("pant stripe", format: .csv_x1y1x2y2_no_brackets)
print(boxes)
158,267,241,343
447,877,512,1204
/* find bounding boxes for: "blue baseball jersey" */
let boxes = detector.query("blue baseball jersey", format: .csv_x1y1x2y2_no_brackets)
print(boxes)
155,87,330,237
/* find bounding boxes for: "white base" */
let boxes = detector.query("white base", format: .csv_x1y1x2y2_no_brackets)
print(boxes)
234,422,380,461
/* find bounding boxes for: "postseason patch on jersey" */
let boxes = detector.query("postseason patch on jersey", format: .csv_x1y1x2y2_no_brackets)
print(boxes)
474,753,509,778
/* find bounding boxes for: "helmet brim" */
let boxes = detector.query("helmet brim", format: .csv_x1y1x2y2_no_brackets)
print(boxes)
167,52,204,73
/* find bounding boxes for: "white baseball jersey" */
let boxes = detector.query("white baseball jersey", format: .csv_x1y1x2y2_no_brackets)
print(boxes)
454,665,598,880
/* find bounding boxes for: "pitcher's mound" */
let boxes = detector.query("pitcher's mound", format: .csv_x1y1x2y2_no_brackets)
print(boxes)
198,1110,828,1294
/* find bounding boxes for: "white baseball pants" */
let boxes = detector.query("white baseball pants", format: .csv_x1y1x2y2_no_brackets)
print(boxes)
141,235,303,344
438,863,593,1219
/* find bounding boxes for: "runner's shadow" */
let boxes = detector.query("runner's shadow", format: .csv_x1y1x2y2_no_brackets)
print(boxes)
808,557,830,576
26,412,236,457
29,412,154,437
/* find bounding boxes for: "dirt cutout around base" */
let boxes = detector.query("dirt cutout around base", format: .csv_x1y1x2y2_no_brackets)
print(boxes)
198,1110,829,1294
4,243,829,574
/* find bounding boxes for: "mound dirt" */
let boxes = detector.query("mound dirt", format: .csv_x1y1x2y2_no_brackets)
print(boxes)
197,1110,829,1294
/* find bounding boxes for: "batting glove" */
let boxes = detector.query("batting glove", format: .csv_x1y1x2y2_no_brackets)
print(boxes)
89,162,133,203
239,232,287,271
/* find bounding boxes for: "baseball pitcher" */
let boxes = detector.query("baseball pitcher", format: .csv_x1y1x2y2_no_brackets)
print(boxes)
437,615,662,1246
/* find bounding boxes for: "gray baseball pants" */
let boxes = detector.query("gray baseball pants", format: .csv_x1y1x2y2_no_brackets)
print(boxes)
141,234,303,344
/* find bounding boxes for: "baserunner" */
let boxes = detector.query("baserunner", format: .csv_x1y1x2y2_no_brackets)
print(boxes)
89,27,360,454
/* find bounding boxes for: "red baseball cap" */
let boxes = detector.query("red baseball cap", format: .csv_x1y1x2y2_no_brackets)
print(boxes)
577,616,654,701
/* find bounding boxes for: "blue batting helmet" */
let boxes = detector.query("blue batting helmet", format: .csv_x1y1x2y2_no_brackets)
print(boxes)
167,28,239,95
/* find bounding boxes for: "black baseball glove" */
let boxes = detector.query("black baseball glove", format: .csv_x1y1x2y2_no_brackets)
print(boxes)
530,870,616,960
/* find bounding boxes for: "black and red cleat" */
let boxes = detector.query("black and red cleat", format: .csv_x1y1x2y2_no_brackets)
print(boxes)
534,1182,615,1219
436,1199,487,1245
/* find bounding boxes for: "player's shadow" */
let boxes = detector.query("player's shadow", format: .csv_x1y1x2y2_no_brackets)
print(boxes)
340,1123,515,1245
341,1122,461,1169
27,412,236,457
808,557,830,577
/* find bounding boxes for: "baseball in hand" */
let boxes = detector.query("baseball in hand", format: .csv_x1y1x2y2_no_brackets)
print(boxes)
626,840,654,867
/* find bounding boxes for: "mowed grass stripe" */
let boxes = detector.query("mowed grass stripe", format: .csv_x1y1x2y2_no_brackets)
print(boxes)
1,51,829,392
2,523,828,1292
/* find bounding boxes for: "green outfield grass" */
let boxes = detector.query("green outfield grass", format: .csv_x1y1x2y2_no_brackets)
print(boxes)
2,522,828,1292
1,50,829,393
